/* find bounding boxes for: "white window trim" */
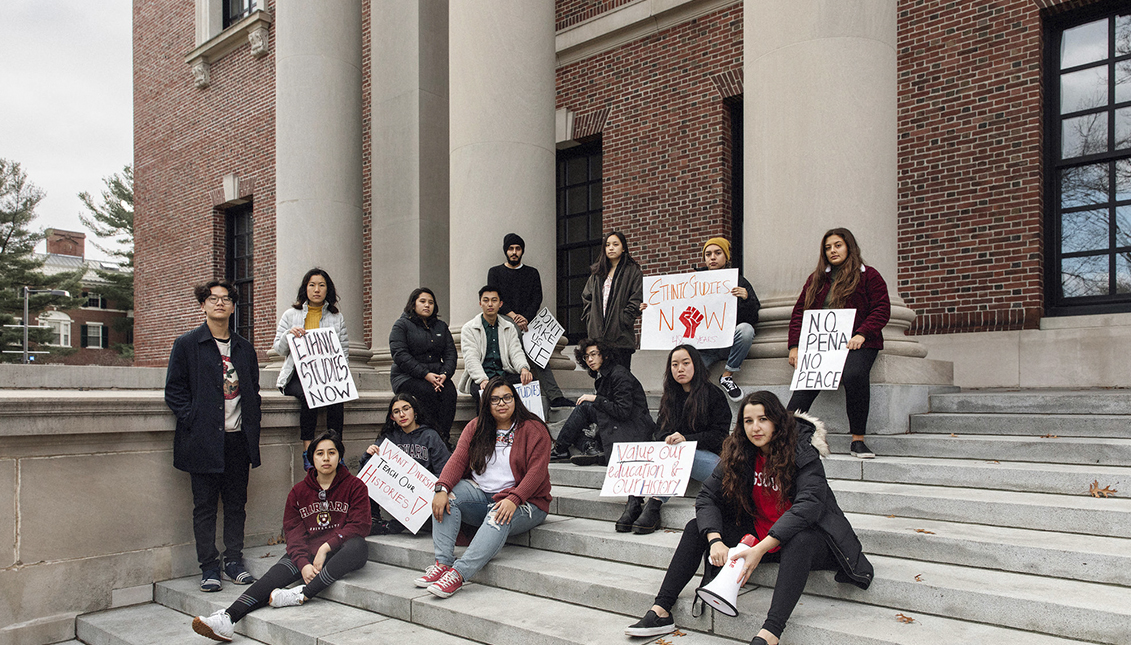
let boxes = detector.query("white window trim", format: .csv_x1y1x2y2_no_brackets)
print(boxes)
186,2,273,89
37,312,72,348
86,322,105,350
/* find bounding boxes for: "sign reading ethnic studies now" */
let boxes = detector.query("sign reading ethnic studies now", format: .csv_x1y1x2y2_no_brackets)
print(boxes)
790,309,856,391
357,439,436,534
287,327,359,409
600,441,697,497
640,268,738,350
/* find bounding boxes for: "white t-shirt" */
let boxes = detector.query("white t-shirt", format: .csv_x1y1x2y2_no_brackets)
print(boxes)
472,423,516,494
215,337,242,432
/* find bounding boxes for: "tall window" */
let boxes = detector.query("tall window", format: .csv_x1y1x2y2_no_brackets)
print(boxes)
1049,7,1131,313
226,204,254,341
80,323,106,349
38,312,71,347
556,140,603,342
729,98,744,273
222,0,255,28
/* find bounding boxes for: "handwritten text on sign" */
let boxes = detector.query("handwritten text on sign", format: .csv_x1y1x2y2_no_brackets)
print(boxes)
600,441,697,497
640,269,738,350
356,439,437,534
521,308,564,369
515,380,545,421
287,327,359,409
789,309,856,391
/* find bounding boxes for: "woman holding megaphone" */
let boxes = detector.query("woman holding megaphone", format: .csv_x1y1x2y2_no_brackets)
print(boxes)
625,391,873,645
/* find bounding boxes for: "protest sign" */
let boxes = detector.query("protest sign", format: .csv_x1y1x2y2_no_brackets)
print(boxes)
640,269,738,350
356,439,437,534
789,309,856,391
521,307,564,368
515,380,545,421
287,327,359,409
600,441,697,497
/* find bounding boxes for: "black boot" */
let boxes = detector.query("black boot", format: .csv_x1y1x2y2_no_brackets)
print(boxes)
570,439,603,466
633,497,663,534
615,496,644,532
550,442,572,462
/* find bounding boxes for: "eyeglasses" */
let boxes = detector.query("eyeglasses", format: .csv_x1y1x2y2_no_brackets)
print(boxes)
206,295,234,305
489,394,514,406
585,351,601,358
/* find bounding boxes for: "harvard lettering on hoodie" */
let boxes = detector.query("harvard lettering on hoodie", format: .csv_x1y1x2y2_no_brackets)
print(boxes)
283,463,371,570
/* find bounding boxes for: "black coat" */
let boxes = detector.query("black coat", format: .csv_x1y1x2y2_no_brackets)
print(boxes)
655,385,732,455
589,363,657,458
389,313,457,391
165,323,262,473
694,414,873,589
581,261,644,350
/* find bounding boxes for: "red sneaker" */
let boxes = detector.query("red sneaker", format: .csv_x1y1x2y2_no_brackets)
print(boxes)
413,561,451,588
427,568,464,598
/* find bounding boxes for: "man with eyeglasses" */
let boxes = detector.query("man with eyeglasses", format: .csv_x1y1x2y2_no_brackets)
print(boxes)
457,285,533,411
165,280,262,593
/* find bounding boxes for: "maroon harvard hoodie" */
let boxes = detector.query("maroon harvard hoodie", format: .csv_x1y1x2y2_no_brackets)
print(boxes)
283,463,371,570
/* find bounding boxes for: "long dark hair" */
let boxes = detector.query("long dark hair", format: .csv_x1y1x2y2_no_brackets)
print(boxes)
656,344,711,436
380,393,432,441
720,391,798,517
467,376,546,474
292,268,340,314
802,228,864,310
403,287,440,321
589,230,638,278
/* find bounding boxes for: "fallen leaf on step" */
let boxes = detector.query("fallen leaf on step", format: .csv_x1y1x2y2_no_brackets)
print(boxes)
914,528,935,534
1090,480,1118,498
656,639,673,645
1039,433,1059,439
886,514,896,518
949,433,957,437
985,460,1000,464
671,630,686,637
896,613,916,623
259,552,274,558
914,574,924,582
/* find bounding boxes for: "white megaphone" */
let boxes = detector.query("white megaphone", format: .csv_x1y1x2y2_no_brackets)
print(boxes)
695,533,757,617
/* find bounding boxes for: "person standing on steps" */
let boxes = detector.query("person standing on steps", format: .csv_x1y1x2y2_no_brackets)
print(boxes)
191,432,370,642
389,287,459,448
165,280,261,593
787,228,890,459
487,232,574,409
629,345,732,535
272,268,349,470
581,230,644,370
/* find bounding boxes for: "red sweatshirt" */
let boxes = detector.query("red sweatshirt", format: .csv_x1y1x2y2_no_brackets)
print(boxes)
283,464,371,570
437,417,552,513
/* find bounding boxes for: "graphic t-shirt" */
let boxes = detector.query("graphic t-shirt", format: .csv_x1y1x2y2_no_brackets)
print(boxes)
473,423,516,494
752,453,791,552
214,337,242,432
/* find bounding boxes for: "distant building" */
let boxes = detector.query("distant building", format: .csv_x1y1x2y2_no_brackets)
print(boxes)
32,229,131,363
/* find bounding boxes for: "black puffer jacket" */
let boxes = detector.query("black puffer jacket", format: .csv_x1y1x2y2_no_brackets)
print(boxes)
588,363,657,460
389,313,457,392
693,413,874,590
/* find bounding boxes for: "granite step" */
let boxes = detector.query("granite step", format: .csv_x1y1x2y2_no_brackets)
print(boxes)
928,390,1131,415
825,433,1131,466
76,602,269,645
909,412,1131,437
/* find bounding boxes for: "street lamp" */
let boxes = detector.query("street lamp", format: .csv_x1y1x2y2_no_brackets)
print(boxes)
23,287,70,364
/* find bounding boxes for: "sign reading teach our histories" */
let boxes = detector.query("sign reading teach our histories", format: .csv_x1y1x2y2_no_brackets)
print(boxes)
789,309,856,391
600,441,697,497
286,327,359,409
521,307,564,369
356,439,436,534
640,269,738,350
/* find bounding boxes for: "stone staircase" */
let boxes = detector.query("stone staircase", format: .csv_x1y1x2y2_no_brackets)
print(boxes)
72,389,1130,644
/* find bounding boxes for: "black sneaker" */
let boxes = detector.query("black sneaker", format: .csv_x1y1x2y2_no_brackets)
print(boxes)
550,442,572,462
850,440,876,459
370,519,391,535
625,610,675,638
719,375,742,400
570,440,603,466
200,568,222,592
549,397,576,408
223,560,256,585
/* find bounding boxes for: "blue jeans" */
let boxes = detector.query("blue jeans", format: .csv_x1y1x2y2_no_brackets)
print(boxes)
655,449,720,502
699,322,755,373
432,479,548,581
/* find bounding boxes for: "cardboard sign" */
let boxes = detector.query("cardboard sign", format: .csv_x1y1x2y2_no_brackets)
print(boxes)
356,439,437,534
515,380,545,421
287,327,359,409
640,269,738,350
789,309,856,391
521,307,564,368
600,441,697,497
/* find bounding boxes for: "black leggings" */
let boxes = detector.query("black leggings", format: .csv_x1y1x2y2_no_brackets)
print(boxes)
787,348,878,436
225,536,368,623
654,518,837,639
284,374,344,441
395,377,458,448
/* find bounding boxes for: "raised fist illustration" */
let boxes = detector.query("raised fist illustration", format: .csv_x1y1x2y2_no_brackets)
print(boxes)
679,306,704,338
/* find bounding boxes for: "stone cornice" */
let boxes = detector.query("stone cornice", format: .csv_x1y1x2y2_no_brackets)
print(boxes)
183,9,274,88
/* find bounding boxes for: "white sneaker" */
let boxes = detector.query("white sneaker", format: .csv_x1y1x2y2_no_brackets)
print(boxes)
269,585,306,607
192,610,234,642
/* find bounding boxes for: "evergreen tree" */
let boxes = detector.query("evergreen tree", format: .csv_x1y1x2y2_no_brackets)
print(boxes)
79,165,134,342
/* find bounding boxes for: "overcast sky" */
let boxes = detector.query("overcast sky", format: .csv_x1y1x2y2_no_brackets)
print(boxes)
0,0,133,263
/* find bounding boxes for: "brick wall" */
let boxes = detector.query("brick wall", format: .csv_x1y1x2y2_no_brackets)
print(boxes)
556,0,637,31
361,0,373,348
556,4,743,277
134,0,277,366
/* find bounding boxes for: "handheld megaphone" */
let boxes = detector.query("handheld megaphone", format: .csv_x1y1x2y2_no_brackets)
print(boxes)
694,534,757,617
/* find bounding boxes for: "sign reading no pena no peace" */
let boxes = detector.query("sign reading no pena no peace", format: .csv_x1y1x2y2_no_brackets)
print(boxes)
790,309,856,391
640,268,738,350
287,327,359,409
356,439,437,534
521,308,564,369
600,441,697,497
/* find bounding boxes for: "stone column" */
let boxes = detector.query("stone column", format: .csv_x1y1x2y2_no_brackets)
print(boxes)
743,0,923,360
368,0,450,378
447,0,557,327
275,0,371,366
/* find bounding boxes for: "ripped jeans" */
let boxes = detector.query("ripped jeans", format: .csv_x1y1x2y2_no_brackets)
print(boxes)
432,478,548,582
